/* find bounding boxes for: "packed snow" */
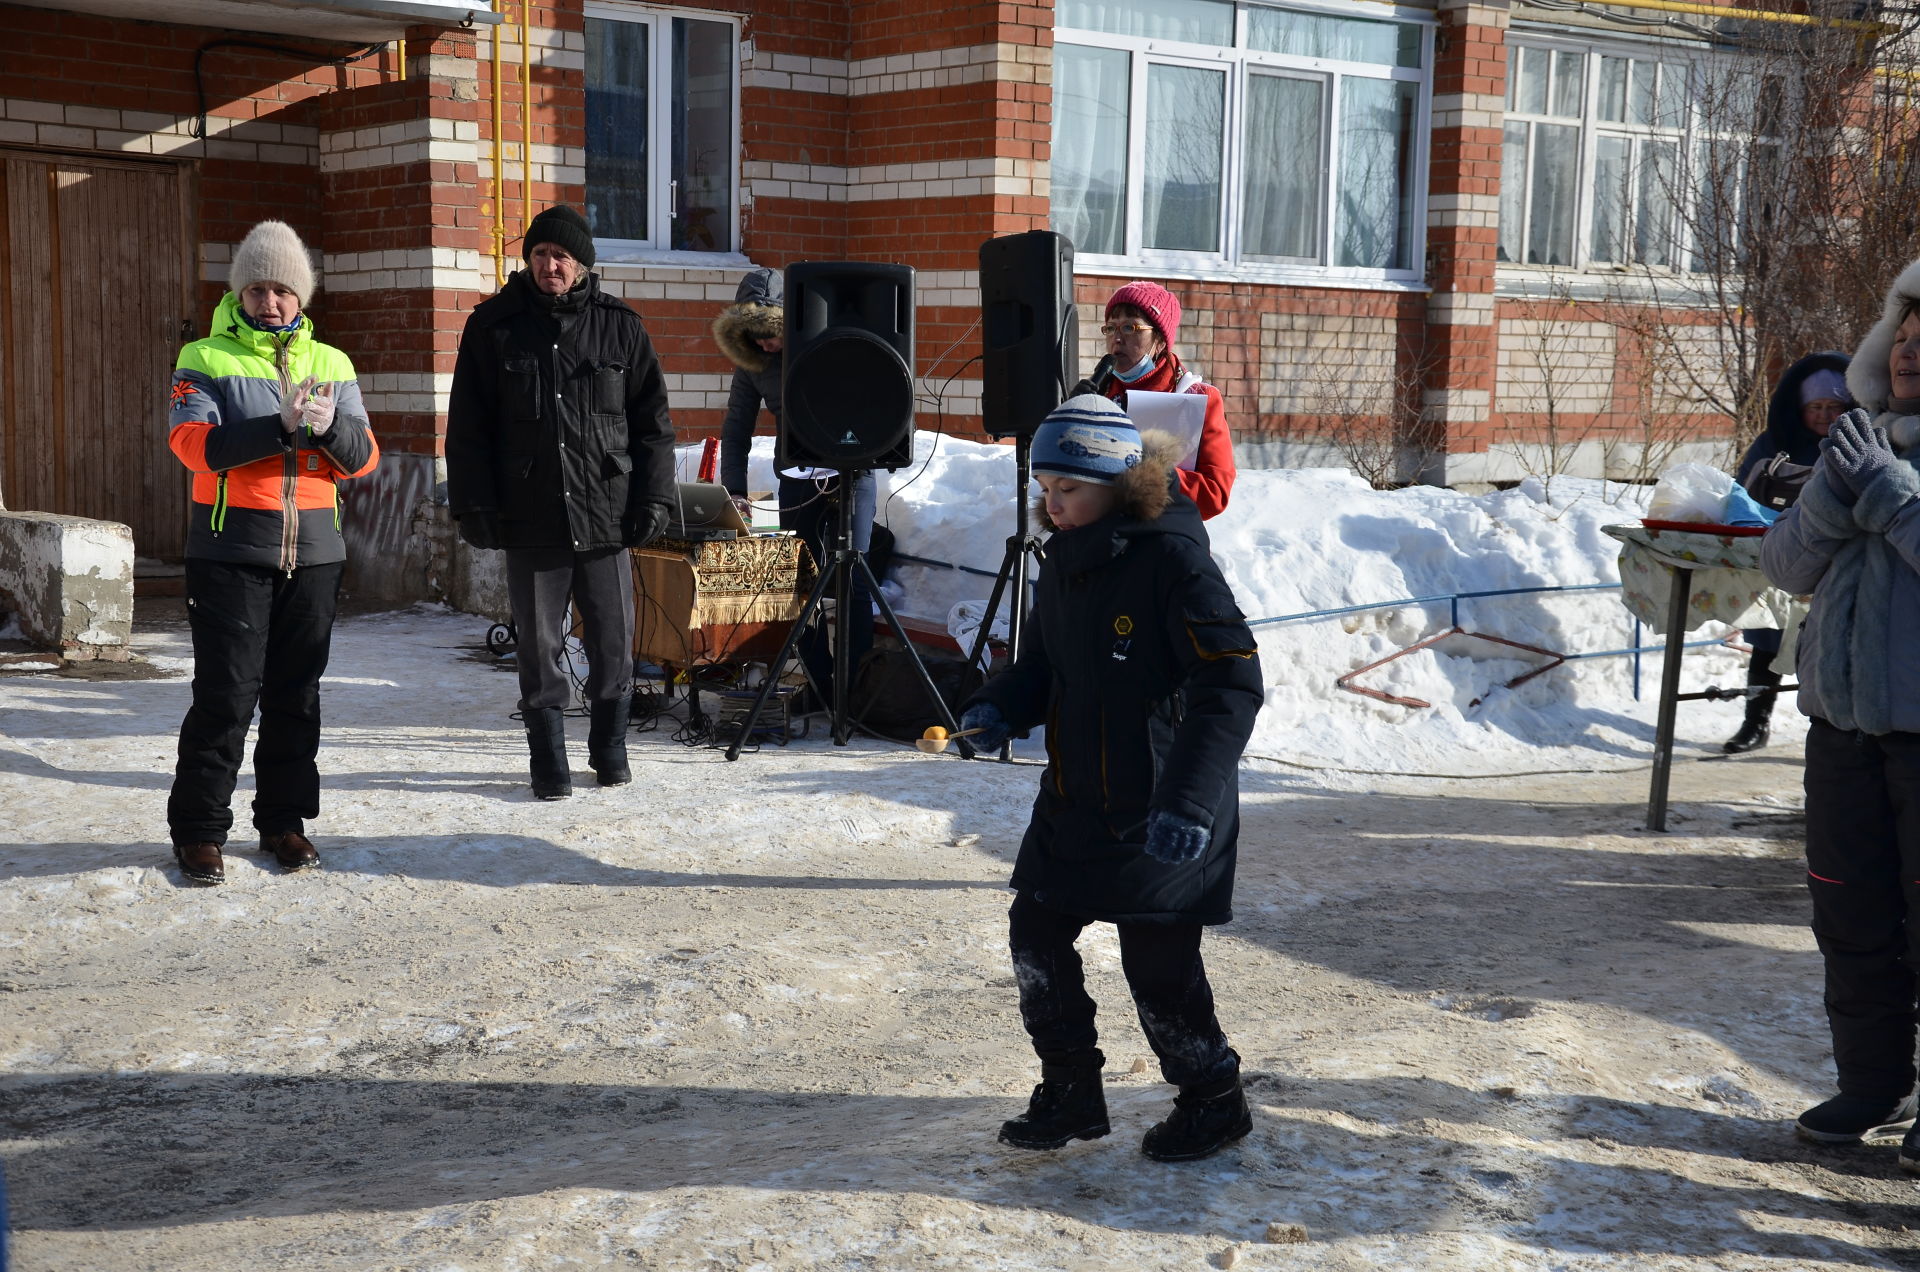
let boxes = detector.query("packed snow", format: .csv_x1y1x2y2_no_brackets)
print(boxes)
6,433,1905,1272
722,431,1775,777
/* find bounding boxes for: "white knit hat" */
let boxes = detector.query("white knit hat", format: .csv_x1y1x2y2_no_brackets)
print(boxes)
229,220,316,305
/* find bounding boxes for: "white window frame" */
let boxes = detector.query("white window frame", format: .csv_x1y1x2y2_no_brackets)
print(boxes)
1054,0,1434,289
1498,32,1777,281
583,1,743,264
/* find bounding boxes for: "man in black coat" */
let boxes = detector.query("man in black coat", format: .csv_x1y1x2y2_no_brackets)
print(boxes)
446,205,676,798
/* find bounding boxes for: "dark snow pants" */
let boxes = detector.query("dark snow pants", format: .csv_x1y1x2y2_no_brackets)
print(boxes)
504,547,634,711
168,558,343,846
1804,717,1920,1099
1008,891,1239,1088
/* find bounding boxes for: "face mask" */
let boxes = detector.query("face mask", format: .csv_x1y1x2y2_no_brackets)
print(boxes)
1113,354,1156,383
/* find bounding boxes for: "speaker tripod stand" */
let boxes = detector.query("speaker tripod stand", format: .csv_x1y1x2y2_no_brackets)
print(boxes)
724,472,968,760
963,432,1042,761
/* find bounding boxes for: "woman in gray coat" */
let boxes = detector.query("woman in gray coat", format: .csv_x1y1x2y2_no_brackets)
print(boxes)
1761,256,1920,1163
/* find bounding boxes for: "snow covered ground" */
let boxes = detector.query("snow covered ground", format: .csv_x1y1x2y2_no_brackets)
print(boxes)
4,443,1914,1270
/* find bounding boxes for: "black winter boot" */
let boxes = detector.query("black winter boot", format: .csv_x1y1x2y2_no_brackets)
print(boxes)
588,697,632,787
1142,1074,1253,1162
999,1062,1110,1150
1724,654,1780,754
524,706,572,800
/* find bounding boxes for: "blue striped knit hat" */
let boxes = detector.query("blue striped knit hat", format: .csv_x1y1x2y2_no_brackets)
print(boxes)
1031,394,1142,485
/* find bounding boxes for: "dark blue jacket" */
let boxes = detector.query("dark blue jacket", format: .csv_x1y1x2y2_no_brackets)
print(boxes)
969,437,1262,925
1736,351,1851,484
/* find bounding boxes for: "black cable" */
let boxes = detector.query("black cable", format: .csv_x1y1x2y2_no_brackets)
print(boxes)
192,38,388,140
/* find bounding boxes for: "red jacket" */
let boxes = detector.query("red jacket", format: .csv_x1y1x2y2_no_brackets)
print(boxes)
1102,354,1235,519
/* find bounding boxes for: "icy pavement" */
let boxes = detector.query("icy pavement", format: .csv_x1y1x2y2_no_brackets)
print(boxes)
2,605,1915,1270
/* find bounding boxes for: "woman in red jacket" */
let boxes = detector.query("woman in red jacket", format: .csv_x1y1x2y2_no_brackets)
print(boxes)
1086,280,1235,519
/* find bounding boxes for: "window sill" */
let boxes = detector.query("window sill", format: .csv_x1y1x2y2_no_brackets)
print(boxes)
593,248,754,274
1073,257,1429,294
1495,266,1720,305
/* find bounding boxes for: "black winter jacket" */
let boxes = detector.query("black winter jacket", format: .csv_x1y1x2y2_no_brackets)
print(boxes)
1735,350,1851,484
968,436,1263,925
712,267,784,497
446,271,676,550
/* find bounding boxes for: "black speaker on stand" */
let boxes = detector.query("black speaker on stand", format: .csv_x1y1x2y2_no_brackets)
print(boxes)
724,260,966,759
965,231,1077,759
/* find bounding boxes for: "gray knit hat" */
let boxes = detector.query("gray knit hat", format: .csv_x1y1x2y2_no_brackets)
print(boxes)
230,221,316,305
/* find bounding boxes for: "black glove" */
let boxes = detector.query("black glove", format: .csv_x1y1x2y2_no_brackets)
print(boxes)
457,511,502,551
1143,809,1211,864
622,504,671,548
959,701,1010,751
1067,377,1101,399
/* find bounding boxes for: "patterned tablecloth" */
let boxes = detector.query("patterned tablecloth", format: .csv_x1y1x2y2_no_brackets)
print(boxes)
631,532,817,664
1600,524,1805,657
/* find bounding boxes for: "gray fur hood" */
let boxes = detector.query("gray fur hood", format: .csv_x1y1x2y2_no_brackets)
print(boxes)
712,267,783,373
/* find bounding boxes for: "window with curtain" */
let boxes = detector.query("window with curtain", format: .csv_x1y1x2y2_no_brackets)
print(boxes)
1500,39,1780,275
585,6,738,254
1052,0,1430,276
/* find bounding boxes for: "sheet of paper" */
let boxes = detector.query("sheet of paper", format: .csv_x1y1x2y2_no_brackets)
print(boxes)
1122,390,1206,471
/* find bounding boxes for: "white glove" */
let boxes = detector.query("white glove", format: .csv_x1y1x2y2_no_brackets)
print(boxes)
278,375,313,433
300,382,335,437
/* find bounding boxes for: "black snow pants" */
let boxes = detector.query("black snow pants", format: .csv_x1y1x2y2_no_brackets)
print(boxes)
1007,890,1239,1088
168,558,344,846
1804,717,1920,1099
504,546,634,711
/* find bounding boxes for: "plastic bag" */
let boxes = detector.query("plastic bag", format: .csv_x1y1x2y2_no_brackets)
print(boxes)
1647,463,1734,523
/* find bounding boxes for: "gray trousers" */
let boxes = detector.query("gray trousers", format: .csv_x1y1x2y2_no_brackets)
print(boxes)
504,547,635,711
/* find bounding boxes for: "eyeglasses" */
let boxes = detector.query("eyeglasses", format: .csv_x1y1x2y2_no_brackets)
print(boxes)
1099,321,1154,337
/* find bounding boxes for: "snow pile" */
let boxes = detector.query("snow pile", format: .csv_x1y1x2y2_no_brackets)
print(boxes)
694,433,1774,777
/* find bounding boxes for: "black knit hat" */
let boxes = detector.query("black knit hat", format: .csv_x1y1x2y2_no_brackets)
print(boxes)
523,205,595,269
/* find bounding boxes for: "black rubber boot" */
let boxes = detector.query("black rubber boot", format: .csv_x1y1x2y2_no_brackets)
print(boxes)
588,697,632,787
524,706,572,800
1142,1074,1253,1162
998,1062,1110,1150
1724,654,1780,754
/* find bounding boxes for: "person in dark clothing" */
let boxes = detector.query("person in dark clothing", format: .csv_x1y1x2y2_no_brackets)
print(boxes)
1725,352,1851,753
166,220,381,884
1761,258,1920,1163
446,205,677,799
711,266,875,708
959,394,1263,1163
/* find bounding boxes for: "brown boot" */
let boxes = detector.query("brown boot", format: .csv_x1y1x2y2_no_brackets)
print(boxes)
259,831,320,872
172,841,225,885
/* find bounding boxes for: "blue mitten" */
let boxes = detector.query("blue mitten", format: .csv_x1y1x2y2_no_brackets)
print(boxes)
1144,809,1210,864
1827,409,1895,496
960,702,1010,751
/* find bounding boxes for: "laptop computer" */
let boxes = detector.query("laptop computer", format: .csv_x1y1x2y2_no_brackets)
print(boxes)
666,481,751,539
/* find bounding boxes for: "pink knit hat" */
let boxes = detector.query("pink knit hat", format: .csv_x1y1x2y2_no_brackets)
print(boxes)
1106,280,1182,347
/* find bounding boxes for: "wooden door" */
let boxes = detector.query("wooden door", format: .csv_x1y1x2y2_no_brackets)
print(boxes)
0,150,195,559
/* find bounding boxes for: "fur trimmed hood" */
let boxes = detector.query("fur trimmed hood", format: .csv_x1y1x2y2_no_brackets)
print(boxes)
713,267,784,373
1849,256,1920,415
1034,431,1184,534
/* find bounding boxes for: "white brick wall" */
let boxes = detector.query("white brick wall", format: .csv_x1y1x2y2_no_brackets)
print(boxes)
1496,319,1617,415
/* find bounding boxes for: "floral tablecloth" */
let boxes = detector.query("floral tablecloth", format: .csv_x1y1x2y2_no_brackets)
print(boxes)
1601,524,1805,659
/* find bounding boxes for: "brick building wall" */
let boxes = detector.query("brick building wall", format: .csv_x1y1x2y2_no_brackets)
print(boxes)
0,0,1748,607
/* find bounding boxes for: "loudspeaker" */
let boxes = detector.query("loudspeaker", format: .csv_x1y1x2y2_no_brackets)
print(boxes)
979,230,1076,439
779,261,916,470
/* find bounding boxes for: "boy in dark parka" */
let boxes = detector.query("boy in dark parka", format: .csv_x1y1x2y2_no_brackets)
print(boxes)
961,394,1264,1162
